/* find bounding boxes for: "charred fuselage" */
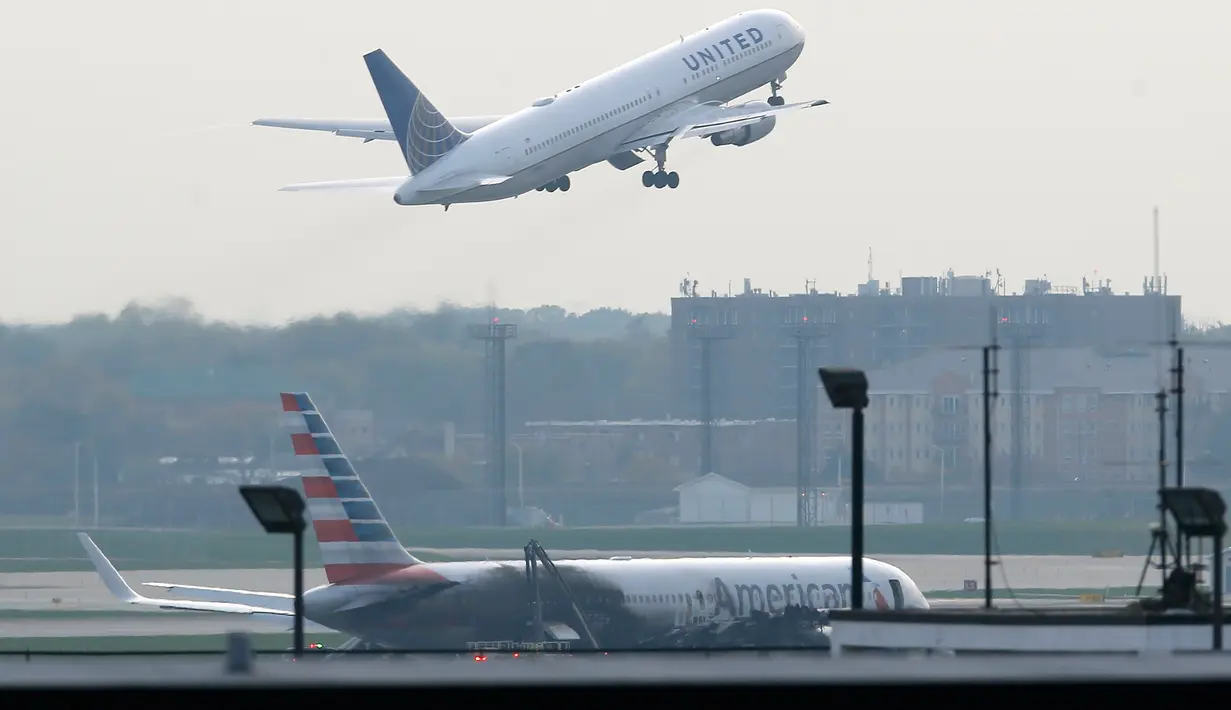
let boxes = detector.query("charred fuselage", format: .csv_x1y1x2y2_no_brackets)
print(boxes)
305,561,657,651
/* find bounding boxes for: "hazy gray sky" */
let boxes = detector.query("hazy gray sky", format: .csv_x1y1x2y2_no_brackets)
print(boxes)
2,0,1228,325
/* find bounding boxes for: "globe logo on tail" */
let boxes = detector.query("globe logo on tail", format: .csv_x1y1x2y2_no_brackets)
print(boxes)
406,94,466,175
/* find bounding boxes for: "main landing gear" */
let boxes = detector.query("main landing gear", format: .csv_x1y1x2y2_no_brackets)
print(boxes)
535,175,571,193
768,79,786,107
641,144,680,190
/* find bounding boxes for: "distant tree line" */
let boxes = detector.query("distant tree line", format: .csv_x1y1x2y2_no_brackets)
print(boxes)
0,299,672,493
5,297,1231,502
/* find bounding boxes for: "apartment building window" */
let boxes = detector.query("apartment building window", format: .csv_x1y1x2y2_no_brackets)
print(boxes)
940,396,960,415
1062,395,1072,411
688,308,710,325
717,309,738,325
1088,394,1098,412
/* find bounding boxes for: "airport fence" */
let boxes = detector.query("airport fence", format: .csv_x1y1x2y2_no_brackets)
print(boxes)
0,481,1189,533
0,482,678,531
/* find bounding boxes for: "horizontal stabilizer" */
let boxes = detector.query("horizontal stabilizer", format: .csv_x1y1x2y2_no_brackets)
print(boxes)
251,115,504,142
277,176,406,192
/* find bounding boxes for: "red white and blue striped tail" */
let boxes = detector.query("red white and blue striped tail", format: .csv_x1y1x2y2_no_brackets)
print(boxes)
280,392,420,585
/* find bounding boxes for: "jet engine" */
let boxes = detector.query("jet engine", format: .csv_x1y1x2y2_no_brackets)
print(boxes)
709,101,776,147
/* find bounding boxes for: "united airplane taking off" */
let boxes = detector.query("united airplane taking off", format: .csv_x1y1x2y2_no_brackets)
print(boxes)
80,392,927,651
252,8,827,208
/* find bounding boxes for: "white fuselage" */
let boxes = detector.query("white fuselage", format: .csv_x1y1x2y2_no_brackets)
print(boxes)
302,554,928,648
394,9,807,206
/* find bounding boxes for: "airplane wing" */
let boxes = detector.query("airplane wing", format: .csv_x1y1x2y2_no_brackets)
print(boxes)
77,533,335,633
616,98,829,152
253,115,505,142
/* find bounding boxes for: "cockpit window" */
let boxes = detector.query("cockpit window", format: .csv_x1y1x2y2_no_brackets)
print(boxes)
888,579,905,609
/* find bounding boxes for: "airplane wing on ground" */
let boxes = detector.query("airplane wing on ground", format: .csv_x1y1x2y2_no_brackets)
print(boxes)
77,533,335,633
253,115,505,142
615,98,829,153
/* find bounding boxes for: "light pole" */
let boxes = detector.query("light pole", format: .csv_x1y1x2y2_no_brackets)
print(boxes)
238,485,307,658
818,367,870,610
72,441,81,525
510,441,525,511
92,451,99,528
930,444,946,521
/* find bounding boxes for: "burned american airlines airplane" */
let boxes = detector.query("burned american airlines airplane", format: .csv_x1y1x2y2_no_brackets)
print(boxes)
79,392,929,650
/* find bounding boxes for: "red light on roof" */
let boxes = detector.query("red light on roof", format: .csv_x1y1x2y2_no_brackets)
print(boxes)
474,654,487,662
492,317,500,323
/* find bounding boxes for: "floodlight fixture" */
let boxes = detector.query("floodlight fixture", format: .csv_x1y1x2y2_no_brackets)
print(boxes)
818,367,869,411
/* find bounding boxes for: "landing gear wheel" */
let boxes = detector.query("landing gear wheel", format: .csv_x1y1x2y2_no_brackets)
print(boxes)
558,175,571,192
769,79,785,106
643,144,679,189
546,183,557,193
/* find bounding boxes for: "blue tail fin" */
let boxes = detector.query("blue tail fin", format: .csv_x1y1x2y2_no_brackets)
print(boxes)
362,49,468,175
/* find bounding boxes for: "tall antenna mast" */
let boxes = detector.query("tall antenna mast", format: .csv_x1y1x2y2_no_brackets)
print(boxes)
1153,206,1163,388
867,247,873,282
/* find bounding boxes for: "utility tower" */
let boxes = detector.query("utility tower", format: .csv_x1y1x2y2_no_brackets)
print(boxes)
468,319,518,527
687,323,735,476
785,320,829,527
998,320,1045,521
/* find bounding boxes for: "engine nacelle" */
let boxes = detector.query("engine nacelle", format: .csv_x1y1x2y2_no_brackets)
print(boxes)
709,101,777,147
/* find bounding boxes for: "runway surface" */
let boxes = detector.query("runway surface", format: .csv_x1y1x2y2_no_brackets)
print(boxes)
7,653,1231,685
0,551,1151,638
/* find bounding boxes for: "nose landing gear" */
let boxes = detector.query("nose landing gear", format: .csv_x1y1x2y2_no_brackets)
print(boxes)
768,78,786,107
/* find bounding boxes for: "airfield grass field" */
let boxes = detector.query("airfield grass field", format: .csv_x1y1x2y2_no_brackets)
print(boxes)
0,520,1155,573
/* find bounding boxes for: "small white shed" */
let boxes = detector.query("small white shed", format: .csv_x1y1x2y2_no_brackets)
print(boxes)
748,488,799,525
674,473,750,524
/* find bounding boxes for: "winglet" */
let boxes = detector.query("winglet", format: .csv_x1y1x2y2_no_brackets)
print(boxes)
77,533,142,603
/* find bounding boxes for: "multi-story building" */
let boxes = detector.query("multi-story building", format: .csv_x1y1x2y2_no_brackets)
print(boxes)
816,346,1231,486
670,273,1181,421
